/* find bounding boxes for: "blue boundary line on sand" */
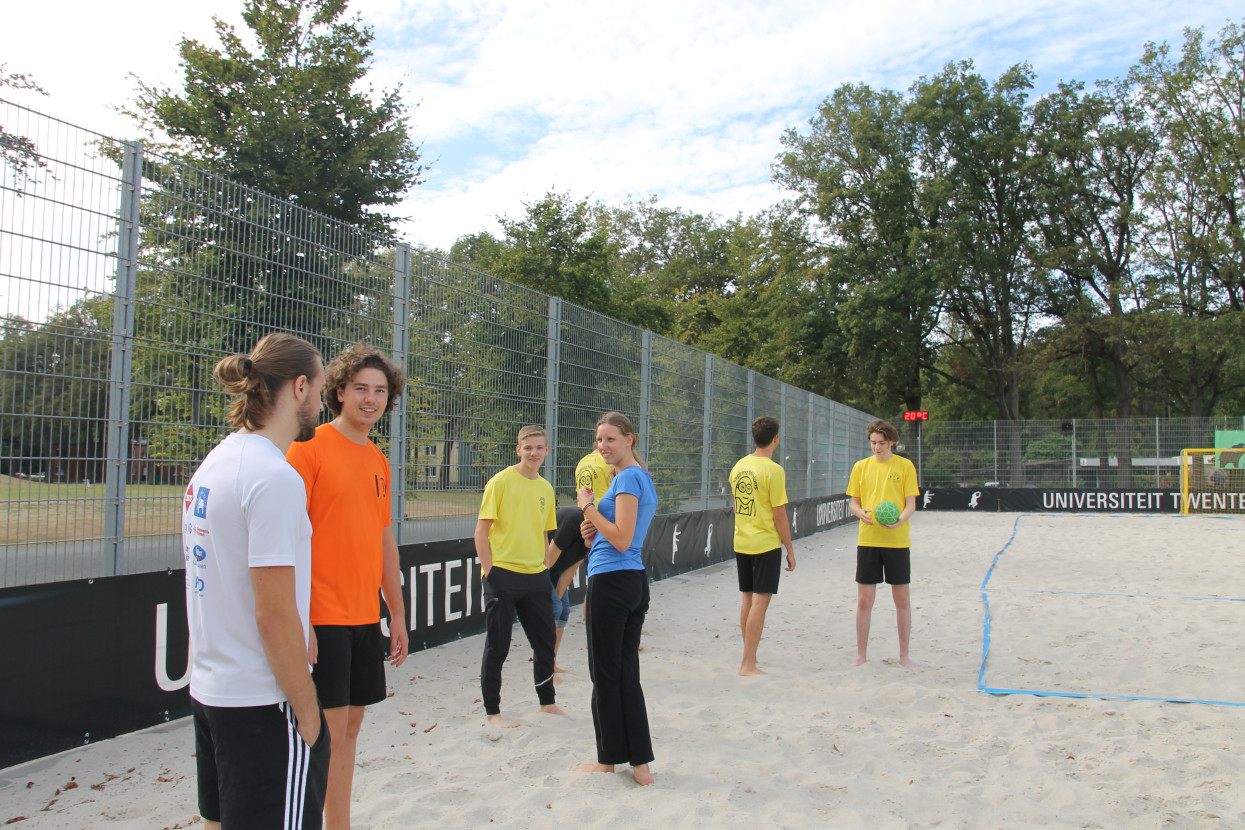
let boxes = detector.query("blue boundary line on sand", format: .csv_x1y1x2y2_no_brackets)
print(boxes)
977,513,1245,707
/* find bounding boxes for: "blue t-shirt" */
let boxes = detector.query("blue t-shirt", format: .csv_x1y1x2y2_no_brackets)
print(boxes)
587,465,658,578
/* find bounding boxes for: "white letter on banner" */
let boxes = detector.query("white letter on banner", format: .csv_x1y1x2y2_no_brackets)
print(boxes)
409,566,421,628
445,559,462,621
155,603,190,692
420,563,442,627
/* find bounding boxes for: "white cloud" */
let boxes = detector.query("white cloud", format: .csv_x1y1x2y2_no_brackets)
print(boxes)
4,0,1241,252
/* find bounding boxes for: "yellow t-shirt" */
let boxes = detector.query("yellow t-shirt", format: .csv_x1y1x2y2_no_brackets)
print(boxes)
846,454,920,548
478,466,557,573
575,451,613,507
730,454,789,554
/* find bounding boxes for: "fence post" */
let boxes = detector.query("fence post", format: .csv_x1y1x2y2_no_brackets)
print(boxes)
639,331,652,462
780,385,788,486
746,371,755,430
1155,417,1160,486
544,297,562,484
993,420,998,483
104,141,143,575
390,243,411,545
1071,419,1077,488
806,391,815,498
701,354,713,510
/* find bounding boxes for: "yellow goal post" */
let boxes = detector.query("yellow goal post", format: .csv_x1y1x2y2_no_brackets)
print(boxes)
1180,448,1245,515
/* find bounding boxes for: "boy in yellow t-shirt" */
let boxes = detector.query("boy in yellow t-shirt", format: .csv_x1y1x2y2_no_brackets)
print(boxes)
729,416,796,676
846,418,920,668
474,425,562,728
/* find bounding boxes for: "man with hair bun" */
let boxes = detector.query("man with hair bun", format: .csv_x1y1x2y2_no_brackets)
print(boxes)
847,418,919,667
182,332,329,830
730,415,797,676
286,341,408,830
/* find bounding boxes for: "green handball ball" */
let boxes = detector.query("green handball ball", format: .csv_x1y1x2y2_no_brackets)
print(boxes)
873,500,901,526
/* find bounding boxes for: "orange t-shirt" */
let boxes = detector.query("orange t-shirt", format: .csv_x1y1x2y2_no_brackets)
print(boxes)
287,423,392,625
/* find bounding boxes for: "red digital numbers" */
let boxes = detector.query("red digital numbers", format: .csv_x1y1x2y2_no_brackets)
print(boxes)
903,411,929,421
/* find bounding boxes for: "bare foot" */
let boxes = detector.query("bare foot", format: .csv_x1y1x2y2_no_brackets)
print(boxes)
853,655,867,666
554,674,564,686
632,764,655,786
540,703,567,716
575,763,615,773
899,656,916,668
486,714,519,728
637,644,645,652
738,664,766,676
554,664,568,673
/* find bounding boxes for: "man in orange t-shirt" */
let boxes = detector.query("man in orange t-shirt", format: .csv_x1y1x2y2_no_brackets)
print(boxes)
287,342,407,830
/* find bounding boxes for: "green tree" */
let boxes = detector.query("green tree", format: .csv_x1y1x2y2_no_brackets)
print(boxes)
776,82,942,414
1032,79,1157,422
491,192,616,316
1131,21,1245,417
1,65,48,185
127,0,422,237
910,62,1046,424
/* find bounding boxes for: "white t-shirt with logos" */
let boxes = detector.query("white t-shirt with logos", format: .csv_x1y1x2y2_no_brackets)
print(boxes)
183,432,313,707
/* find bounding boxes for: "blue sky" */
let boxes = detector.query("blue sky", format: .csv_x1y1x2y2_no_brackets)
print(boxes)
4,0,1241,251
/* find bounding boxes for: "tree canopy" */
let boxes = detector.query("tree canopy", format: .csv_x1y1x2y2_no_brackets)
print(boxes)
127,0,423,238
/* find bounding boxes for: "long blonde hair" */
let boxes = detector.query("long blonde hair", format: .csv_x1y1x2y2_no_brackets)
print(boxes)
597,411,645,470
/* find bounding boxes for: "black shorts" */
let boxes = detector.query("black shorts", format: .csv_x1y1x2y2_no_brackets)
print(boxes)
856,546,911,585
193,698,330,829
736,549,782,594
312,622,387,709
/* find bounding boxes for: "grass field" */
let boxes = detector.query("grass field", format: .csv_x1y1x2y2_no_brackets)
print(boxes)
0,477,490,543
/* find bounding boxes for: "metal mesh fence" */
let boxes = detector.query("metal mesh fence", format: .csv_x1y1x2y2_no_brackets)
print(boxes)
1,98,876,587
909,417,1245,490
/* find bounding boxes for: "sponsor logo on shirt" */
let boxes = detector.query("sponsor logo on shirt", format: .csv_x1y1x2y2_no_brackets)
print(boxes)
193,486,210,519
184,483,195,511
193,545,207,564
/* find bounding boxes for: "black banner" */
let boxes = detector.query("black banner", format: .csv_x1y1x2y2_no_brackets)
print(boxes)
0,571,191,771
916,487,1181,513
643,493,854,579
0,494,855,770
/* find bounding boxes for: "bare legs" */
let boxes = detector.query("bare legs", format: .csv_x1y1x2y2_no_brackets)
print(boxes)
738,592,772,675
893,584,912,667
323,705,366,830
554,626,566,672
855,582,912,667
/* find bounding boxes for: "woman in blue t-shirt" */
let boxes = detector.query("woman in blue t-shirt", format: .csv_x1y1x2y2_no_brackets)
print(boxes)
574,411,658,786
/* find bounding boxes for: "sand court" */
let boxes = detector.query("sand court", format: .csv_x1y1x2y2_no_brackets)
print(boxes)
981,514,1245,705
3,511,1244,827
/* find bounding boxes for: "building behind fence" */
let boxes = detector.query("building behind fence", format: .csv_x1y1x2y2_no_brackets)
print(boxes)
1,98,878,589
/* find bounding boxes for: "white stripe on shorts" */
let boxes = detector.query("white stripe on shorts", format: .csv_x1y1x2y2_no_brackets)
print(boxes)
281,701,312,830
